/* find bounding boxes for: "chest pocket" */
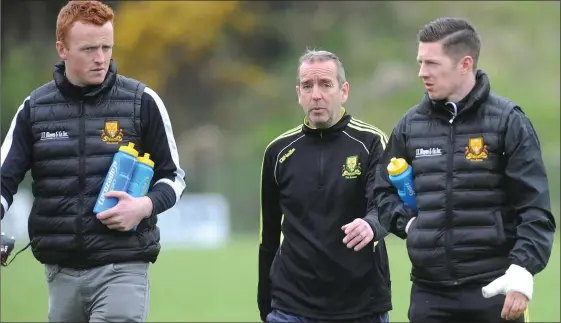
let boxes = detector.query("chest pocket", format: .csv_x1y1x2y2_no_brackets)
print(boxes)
458,101,518,171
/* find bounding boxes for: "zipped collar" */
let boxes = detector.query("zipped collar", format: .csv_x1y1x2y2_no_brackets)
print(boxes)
53,59,118,100
301,107,351,136
423,69,491,123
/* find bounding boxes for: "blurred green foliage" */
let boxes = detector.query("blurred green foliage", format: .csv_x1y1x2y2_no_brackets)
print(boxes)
1,1,559,232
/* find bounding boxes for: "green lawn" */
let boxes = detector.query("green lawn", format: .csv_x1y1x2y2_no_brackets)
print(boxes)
1,235,559,322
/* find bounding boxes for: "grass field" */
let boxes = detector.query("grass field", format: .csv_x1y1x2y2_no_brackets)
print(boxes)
1,235,559,322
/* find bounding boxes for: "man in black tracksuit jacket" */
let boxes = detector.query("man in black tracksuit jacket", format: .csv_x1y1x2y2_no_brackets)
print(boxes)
0,2,185,321
258,50,392,323
259,110,392,323
374,17,556,323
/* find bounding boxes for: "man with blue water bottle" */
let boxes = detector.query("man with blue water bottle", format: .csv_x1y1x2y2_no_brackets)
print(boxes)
0,1,185,322
373,17,556,323
93,143,156,232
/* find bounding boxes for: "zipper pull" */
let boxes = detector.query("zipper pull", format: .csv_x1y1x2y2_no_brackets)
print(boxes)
447,102,458,124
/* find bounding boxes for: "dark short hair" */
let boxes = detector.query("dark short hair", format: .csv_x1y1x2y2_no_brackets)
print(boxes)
417,17,481,70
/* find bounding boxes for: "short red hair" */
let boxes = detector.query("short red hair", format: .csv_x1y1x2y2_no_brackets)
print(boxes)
56,1,114,44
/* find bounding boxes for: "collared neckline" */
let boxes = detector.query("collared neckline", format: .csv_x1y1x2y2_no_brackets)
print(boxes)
302,107,351,135
53,59,118,100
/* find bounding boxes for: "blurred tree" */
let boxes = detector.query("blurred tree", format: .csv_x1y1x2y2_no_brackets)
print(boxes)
113,1,264,93
111,1,286,127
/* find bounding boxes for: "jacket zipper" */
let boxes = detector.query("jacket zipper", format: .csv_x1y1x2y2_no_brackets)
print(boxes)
318,132,324,187
446,103,458,284
78,101,85,250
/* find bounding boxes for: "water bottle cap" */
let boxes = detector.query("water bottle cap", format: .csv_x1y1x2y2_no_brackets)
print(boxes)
387,157,409,176
137,153,155,168
119,142,139,157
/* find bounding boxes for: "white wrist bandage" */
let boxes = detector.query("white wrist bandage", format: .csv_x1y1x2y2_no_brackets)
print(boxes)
482,264,533,301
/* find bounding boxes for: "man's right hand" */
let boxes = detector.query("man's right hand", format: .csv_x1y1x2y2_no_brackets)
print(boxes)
342,218,375,251
1,232,16,266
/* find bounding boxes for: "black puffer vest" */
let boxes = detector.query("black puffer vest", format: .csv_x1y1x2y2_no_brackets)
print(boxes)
404,70,519,286
27,60,160,268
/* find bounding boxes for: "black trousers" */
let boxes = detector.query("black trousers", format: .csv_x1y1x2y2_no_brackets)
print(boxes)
408,282,526,323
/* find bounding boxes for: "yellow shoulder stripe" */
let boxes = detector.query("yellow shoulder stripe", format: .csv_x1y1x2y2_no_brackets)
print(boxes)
265,125,302,150
349,118,389,142
260,125,301,244
348,119,388,149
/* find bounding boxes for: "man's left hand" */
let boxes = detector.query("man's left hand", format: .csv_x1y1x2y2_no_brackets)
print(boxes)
341,218,374,251
501,291,528,321
482,264,533,321
96,191,153,231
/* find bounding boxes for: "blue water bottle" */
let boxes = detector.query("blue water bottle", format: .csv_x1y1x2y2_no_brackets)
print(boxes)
127,153,155,198
93,142,139,214
126,153,155,231
387,157,417,211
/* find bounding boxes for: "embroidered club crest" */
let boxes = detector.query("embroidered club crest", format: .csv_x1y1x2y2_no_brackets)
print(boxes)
342,155,362,179
465,137,488,162
101,121,124,144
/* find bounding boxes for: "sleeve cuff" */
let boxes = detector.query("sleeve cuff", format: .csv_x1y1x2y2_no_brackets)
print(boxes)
258,296,272,321
1,196,8,219
148,196,156,218
364,211,389,241
392,204,417,239
405,217,417,234
509,257,534,275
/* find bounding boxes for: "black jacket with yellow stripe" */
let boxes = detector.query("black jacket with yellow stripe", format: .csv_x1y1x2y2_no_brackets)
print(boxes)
258,110,392,321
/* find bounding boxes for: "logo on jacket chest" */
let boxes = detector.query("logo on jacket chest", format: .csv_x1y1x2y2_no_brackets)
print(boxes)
279,148,295,163
342,155,362,179
415,147,442,158
101,121,124,144
40,131,69,140
465,136,488,162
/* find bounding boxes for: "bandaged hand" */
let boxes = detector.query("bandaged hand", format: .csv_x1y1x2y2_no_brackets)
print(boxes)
482,264,533,320
482,264,533,300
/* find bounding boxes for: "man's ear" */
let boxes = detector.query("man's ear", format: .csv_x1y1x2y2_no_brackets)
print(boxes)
296,85,301,105
341,82,350,104
460,55,473,74
56,41,68,60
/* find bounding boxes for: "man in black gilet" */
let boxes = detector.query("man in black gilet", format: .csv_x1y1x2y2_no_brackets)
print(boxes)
0,1,185,322
374,17,555,323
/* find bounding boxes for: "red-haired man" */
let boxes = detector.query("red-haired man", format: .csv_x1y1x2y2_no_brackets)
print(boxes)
1,1,185,321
